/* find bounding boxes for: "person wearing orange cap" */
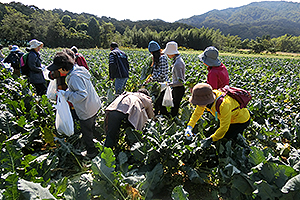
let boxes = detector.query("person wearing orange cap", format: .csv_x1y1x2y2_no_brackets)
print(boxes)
185,83,250,144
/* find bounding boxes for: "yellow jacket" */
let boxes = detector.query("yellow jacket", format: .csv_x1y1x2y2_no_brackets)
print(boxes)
187,90,250,142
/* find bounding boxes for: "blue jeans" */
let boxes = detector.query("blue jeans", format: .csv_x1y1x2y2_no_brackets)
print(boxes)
115,78,128,94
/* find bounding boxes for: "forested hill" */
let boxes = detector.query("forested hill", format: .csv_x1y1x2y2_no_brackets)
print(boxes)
176,1,300,39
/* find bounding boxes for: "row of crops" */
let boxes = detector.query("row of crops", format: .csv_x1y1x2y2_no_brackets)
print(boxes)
0,48,300,199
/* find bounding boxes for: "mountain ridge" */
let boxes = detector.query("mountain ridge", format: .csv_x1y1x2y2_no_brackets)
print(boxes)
176,1,300,39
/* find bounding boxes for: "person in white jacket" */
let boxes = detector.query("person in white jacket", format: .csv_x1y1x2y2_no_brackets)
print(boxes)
48,52,102,159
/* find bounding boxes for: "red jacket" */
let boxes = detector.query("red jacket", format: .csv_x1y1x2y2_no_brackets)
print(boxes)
75,53,89,70
207,63,229,89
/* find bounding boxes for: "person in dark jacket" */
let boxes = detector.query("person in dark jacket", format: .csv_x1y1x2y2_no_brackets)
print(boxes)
3,45,24,76
27,39,47,96
109,42,130,94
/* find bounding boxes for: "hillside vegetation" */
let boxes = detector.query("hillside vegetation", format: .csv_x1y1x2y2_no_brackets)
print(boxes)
177,1,300,39
1,1,300,53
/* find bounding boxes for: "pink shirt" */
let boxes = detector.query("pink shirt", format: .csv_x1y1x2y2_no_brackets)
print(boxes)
207,63,229,89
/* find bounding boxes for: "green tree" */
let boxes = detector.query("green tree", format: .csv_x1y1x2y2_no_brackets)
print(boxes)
87,17,101,47
0,7,30,45
46,19,67,47
76,23,88,32
100,22,116,48
62,15,71,27
29,10,58,43
69,19,77,29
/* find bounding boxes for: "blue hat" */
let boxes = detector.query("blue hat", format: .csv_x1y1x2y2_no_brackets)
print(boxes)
148,41,161,52
198,46,221,67
11,45,20,52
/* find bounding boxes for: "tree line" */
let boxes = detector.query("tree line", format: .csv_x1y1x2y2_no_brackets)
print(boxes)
1,2,300,53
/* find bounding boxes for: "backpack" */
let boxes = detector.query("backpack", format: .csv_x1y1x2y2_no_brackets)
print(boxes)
20,52,30,76
215,85,252,114
9,51,22,69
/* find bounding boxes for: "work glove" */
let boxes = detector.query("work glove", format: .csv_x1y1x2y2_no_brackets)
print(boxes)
200,137,213,149
185,125,194,140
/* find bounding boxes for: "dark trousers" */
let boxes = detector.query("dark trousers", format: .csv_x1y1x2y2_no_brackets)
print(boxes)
104,110,133,148
33,83,47,96
80,114,98,154
154,90,168,116
223,119,251,140
171,85,185,117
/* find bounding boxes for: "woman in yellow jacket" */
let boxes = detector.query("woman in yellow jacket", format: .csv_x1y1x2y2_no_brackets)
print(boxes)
185,83,250,143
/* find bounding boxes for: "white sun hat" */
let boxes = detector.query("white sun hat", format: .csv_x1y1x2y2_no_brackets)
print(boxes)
28,39,43,50
163,41,180,55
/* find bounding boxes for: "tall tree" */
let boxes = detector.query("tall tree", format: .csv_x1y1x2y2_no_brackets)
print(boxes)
0,7,30,44
87,17,101,47
61,15,71,27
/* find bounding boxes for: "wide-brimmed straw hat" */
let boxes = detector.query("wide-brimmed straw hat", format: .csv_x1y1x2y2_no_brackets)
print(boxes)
198,46,221,67
162,41,180,55
189,83,216,106
28,39,43,50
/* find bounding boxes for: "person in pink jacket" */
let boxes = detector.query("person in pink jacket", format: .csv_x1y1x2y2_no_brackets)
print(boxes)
198,46,229,89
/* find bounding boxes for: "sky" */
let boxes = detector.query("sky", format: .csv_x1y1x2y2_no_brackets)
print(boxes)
1,0,300,22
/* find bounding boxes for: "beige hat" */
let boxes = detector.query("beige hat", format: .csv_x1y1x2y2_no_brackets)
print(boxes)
28,39,43,50
189,83,216,106
162,41,180,55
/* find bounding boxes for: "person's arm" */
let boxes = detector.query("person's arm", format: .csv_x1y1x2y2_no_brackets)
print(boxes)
109,52,116,80
3,53,12,63
187,105,205,128
170,61,185,87
144,98,155,119
64,76,88,104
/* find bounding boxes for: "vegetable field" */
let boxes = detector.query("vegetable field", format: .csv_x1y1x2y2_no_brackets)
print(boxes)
0,48,300,200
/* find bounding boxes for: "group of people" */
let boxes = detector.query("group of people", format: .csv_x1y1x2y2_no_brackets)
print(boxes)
1,40,251,159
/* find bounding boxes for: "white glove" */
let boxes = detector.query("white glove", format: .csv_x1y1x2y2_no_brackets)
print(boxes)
185,125,194,140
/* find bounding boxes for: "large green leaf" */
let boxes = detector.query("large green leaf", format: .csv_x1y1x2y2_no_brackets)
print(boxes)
17,179,56,200
281,174,300,193
140,163,164,199
253,180,282,200
231,174,255,195
64,174,92,200
249,146,266,166
171,185,189,200
101,147,116,168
